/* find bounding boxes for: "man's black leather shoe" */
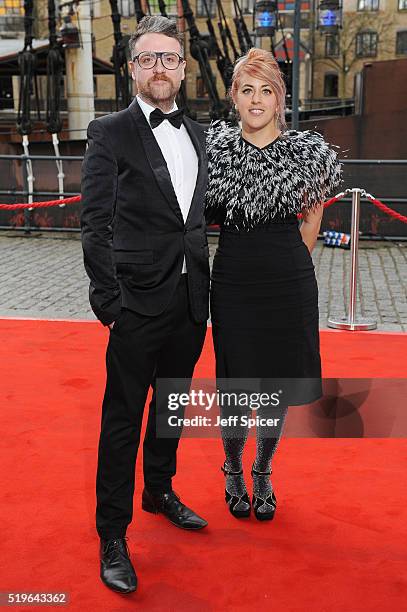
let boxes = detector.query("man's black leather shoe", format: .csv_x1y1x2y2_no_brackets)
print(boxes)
100,537,137,594
142,489,208,530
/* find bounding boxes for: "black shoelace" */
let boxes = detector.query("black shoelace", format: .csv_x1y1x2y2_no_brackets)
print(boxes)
103,537,130,560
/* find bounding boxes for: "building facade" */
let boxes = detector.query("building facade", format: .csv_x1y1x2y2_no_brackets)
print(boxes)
88,0,407,109
0,0,406,116
313,0,407,101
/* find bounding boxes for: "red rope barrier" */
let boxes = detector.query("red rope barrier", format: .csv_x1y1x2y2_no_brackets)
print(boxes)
366,196,407,224
0,192,406,224
0,195,80,210
0,194,343,211
297,194,342,219
321,195,341,209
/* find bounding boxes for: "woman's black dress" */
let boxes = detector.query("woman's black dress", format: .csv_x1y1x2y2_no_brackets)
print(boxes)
205,125,343,405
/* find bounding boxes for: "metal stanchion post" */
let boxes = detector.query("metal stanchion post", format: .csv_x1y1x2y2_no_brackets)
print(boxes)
52,133,66,207
328,188,377,331
22,135,34,234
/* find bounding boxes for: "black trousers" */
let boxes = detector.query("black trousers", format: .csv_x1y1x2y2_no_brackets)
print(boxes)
96,275,207,540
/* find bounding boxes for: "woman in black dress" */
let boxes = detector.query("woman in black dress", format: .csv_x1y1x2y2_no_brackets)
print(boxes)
205,48,342,521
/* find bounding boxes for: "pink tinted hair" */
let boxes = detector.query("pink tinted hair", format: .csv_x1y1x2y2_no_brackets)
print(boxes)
231,48,287,131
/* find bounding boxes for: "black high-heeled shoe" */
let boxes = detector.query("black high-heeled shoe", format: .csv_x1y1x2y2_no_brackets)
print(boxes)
251,466,277,521
221,462,251,518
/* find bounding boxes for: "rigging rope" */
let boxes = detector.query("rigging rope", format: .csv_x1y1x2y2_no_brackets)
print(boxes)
109,0,131,111
17,0,38,136
46,0,63,134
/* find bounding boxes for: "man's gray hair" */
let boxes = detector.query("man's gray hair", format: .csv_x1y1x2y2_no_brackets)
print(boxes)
129,16,184,60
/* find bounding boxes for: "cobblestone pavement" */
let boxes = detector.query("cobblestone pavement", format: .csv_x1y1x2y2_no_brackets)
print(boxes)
0,231,406,332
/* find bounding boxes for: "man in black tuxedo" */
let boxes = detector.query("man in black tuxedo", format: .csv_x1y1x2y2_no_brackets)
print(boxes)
81,16,210,594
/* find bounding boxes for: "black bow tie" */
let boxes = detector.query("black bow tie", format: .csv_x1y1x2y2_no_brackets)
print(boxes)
149,107,184,130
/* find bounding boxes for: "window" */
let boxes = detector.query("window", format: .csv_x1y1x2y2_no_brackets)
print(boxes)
325,33,340,58
0,0,24,32
278,11,310,29
396,31,407,54
357,0,379,9
196,0,216,18
118,0,135,17
324,73,338,97
277,1,310,28
399,0,407,9
0,0,23,15
356,31,378,57
278,1,310,8
241,0,255,14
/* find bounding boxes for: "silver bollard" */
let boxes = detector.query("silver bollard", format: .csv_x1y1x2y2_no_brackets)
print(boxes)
328,188,377,331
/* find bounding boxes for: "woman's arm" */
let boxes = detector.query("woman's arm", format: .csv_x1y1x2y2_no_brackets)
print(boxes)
300,203,324,254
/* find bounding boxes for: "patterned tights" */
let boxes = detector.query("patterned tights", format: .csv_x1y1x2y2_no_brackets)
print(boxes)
220,404,289,501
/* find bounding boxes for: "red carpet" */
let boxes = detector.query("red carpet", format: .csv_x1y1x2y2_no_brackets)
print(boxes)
0,319,406,611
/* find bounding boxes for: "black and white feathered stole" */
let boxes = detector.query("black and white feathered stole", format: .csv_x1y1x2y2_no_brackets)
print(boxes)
205,121,343,230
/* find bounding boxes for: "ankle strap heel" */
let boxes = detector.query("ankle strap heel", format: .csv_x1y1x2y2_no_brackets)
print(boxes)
251,464,276,521
221,462,251,518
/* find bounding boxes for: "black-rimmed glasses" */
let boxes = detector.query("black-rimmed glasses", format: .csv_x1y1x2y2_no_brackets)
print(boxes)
132,51,184,70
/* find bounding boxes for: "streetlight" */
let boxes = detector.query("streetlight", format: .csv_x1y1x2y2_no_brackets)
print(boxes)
254,1,278,37
317,0,343,33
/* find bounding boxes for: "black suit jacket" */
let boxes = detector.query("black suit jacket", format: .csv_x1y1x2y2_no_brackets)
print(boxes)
80,99,210,326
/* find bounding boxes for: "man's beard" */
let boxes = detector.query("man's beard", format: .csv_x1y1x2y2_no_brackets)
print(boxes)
138,76,179,107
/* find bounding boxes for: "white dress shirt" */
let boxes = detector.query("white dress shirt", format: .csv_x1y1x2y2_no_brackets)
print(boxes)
137,94,199,274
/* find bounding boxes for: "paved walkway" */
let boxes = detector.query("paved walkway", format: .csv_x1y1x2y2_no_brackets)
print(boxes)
0,231,406,332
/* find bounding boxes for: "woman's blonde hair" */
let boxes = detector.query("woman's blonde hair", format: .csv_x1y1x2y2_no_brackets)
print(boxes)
230,48,287,132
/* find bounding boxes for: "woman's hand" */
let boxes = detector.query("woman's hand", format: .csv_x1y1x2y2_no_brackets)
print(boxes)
300,203,324,254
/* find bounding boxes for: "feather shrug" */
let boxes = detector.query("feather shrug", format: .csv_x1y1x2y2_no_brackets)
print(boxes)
205,121,343,230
